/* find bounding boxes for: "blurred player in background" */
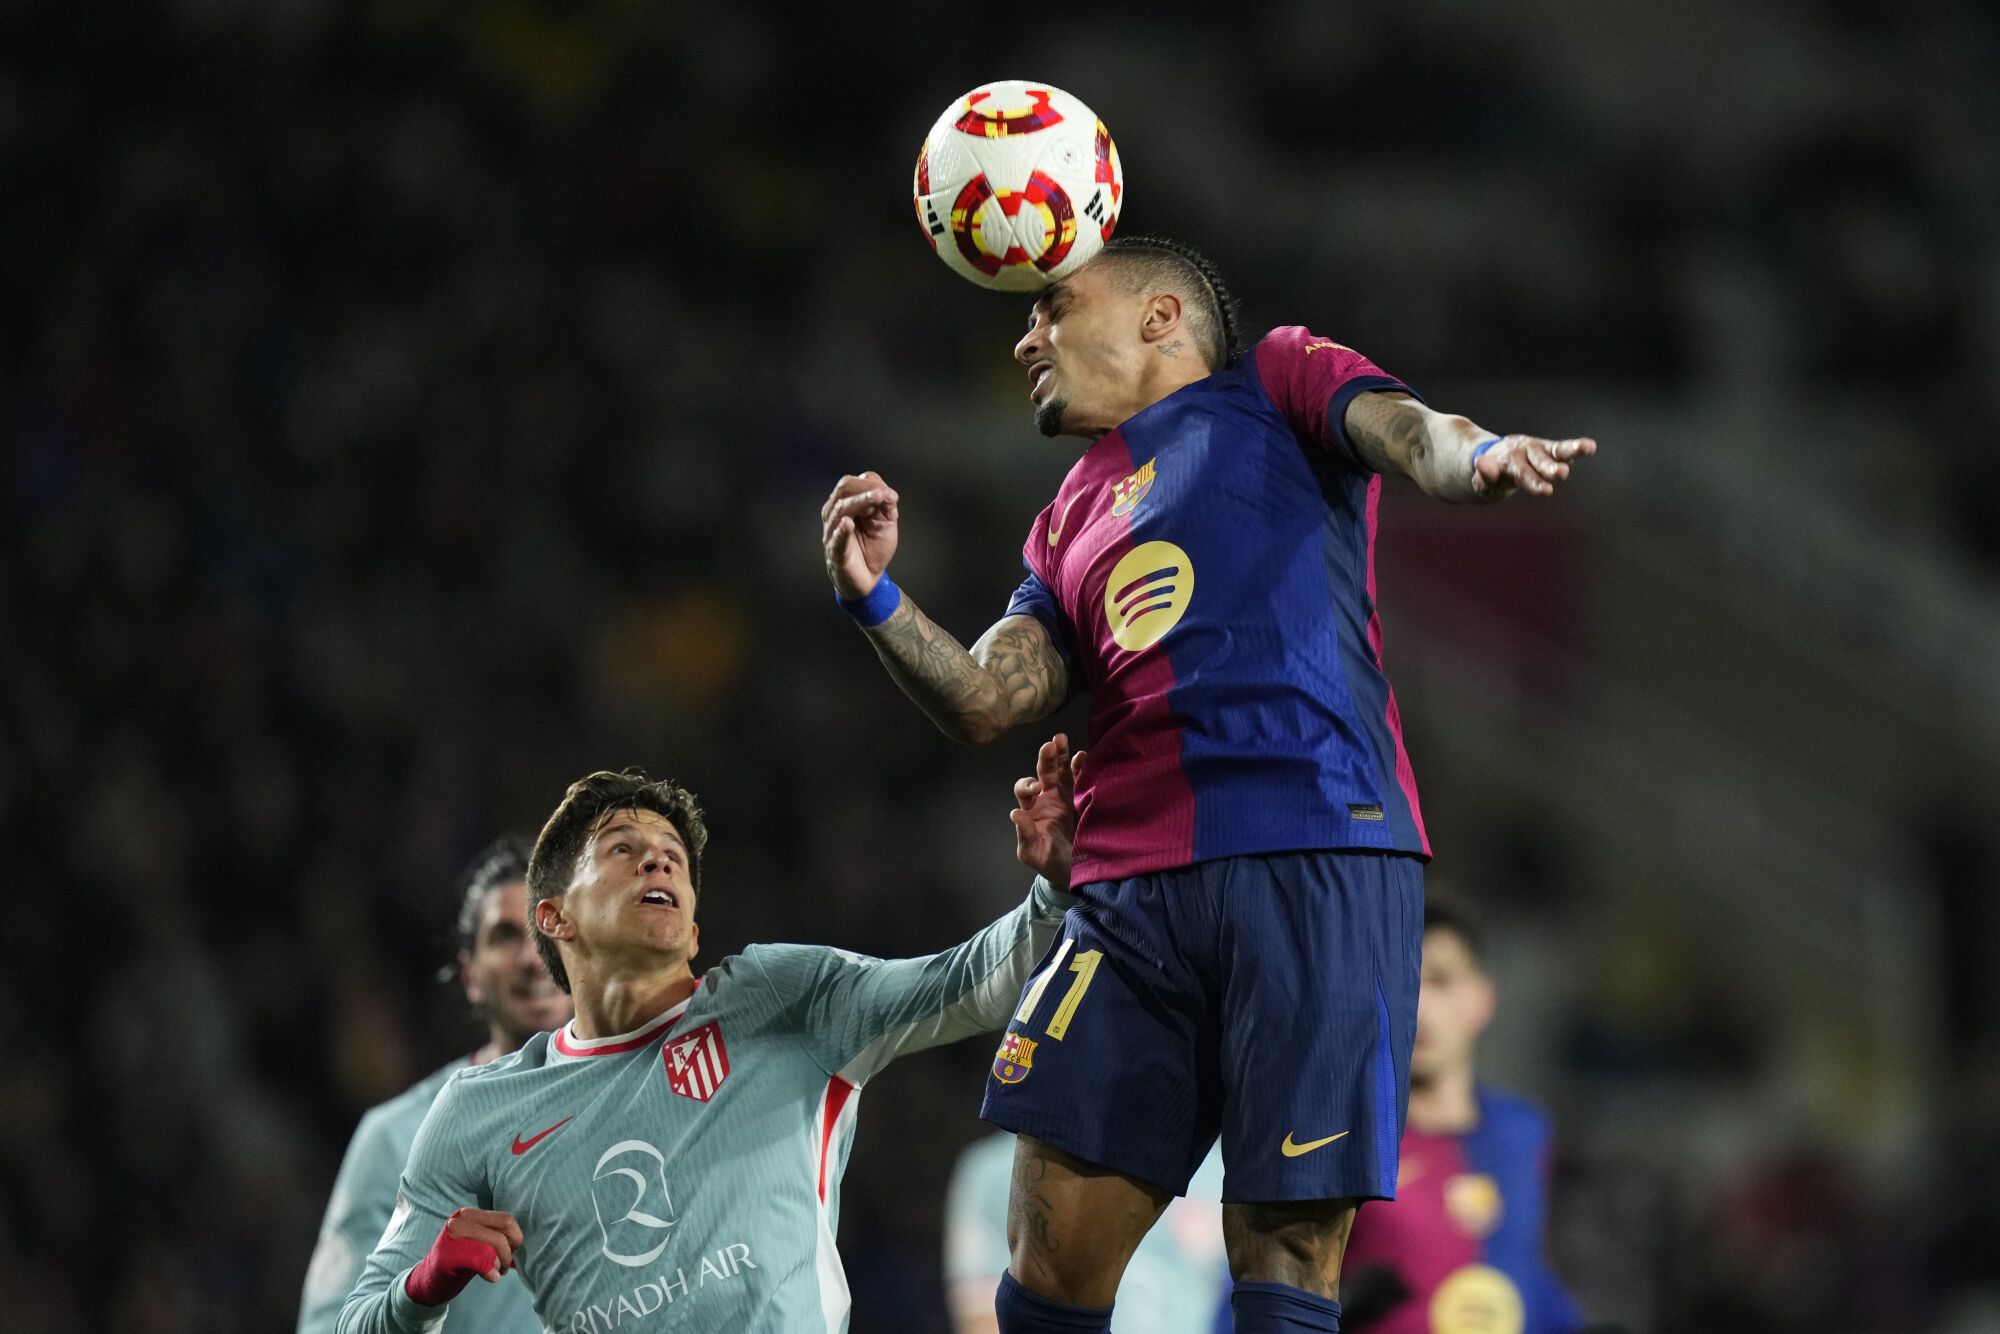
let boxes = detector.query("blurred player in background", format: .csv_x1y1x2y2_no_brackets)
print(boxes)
823,235,1596,1334
337,743,1079,1334
947,1135,1230,1334
1339,896,1585,1334
298,835,569,1333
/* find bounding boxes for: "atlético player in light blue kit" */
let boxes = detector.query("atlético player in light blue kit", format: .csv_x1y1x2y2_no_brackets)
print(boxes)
336,746,1082,1334
822,235,1596,1334
300,836,569,1334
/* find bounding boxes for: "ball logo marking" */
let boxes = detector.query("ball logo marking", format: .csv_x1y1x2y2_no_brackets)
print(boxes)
953,87,1065,138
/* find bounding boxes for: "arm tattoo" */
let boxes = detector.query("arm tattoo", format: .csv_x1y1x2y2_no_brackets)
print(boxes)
861,602,1066,743
1342,390,1429,476
972,616,1067,730
1342,391,1483,503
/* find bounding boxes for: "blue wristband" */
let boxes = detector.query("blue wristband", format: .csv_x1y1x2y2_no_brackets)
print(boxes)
838,576,902,627
1471,436,1505,464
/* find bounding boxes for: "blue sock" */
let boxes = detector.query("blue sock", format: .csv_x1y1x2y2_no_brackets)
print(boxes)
1230,1279,1342,1332
994,1270,1113,1333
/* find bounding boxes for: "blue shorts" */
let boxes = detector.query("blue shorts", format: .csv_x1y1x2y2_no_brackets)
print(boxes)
981,850,1422,1203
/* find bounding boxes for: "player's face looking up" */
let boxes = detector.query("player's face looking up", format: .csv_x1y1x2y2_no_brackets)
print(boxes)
1411,925,1495,1085
537,809,700,986
462,879,573,1044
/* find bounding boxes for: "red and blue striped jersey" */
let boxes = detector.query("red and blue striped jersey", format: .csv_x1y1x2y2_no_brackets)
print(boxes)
1007,326,1430,885
1341,1086,1583,1334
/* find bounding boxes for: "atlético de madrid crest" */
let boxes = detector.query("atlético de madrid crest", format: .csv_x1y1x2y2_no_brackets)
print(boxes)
664,1021,730,1102
1110,458,1156,518
992,1031,1036,1084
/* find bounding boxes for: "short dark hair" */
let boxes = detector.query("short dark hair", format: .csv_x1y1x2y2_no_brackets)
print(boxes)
1094,234,1241,371
439,834,534,982
1422,892,1486,964
527,768,709,993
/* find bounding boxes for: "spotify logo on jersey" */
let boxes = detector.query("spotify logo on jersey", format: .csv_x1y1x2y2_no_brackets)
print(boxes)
1105,541,1194,652
1430,1263,1524,1334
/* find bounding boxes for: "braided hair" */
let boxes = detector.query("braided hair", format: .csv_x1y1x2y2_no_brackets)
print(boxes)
1096,234,1242,371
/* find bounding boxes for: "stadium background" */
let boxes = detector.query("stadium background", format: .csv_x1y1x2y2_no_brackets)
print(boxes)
5,0,1997,1329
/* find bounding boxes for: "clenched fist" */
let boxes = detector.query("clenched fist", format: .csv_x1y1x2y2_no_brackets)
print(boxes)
404,1207,524,1307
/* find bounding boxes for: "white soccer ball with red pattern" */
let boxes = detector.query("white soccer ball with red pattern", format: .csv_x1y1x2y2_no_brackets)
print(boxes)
912,81,1124,292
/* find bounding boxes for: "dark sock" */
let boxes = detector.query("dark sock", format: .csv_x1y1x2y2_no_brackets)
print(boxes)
993,1270,1114,1333
1230,1279,1343,1332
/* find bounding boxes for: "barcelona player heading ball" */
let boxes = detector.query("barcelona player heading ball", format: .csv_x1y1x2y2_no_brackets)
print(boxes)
822,229,1595,1334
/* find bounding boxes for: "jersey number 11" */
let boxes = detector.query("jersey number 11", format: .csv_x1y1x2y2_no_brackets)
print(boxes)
1012,940,1102,1040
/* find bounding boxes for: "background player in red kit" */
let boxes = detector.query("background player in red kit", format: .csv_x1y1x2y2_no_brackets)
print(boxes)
1340,896,1588,1334
821,235,1596,1334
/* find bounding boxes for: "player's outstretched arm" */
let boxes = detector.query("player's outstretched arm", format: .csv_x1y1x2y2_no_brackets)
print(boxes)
1343,391,1597,503
744,736,1081,1084
822,471,1068,744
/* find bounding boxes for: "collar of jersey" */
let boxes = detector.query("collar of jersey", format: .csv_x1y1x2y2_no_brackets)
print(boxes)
551,994,693,1060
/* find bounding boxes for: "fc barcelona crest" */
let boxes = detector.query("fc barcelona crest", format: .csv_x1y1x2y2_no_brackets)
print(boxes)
992,1031,1037,1084
1443,1172,1503,1238
1110,459,1156,518
664,1021,730,1102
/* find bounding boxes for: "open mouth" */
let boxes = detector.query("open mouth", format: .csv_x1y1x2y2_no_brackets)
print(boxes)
639,889,679,909
1028,363,1053,400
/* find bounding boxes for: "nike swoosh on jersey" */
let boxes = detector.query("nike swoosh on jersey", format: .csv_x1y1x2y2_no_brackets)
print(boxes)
511,1116,574,1155
1280,1130,1350,1157
1047,491,1085,546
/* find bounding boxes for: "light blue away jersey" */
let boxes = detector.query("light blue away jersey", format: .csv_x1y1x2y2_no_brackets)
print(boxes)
300,1055,543,1333
338,877,1072,1334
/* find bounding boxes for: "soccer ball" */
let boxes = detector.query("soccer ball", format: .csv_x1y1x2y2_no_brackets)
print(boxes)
912,81,1124,292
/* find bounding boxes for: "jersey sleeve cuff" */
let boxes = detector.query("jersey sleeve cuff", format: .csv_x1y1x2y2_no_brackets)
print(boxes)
391,1269,451,1331
1029,875,1078,918
1326,375,1426,469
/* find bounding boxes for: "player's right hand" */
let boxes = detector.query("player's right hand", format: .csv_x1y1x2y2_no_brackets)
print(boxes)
1470,434,1597,499
1011,733,1083,886
821,471,900,600
403,1207,524,1307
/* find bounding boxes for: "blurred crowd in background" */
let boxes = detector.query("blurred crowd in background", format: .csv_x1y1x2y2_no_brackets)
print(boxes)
3,1,1997,1330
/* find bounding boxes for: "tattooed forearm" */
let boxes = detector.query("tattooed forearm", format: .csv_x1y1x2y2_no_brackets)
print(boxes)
971,616,1067,731
861,603,1065,744
1342,391,1489,503
1344,391,1428,474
